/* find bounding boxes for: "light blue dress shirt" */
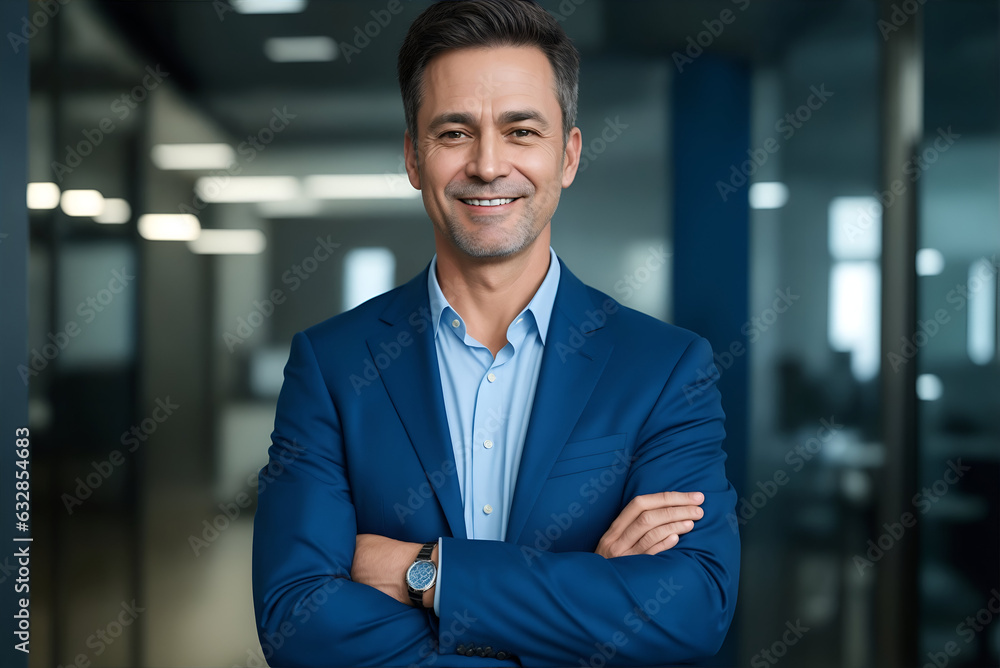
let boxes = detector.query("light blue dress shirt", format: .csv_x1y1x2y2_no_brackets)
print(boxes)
427,246,561,615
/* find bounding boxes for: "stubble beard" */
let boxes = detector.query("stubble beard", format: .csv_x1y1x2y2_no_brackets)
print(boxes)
442,199,544,259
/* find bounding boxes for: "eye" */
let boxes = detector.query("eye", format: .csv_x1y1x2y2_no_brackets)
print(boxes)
511,129,536,138
441,130,468,139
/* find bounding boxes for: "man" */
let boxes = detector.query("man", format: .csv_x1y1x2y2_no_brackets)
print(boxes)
252,1,739,666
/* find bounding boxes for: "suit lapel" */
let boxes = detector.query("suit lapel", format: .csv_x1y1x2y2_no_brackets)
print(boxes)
505,259,614,544
371,259,615,545
369,265,467,539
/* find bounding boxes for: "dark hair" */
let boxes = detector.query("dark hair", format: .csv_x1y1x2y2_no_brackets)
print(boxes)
397,0,580,155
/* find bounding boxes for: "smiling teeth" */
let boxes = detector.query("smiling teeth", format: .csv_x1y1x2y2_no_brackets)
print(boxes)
463,198,516,206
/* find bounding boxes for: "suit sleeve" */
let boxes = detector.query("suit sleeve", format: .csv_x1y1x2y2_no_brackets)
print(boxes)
436,336,740,667
253,332,444,668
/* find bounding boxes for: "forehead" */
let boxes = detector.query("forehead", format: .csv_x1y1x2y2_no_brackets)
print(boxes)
419,46,558,112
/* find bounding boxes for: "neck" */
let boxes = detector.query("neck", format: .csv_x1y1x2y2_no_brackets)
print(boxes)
434,236,551,355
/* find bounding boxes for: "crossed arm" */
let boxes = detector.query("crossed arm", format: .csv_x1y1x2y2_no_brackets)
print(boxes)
253,332,739,667
350,490,707,608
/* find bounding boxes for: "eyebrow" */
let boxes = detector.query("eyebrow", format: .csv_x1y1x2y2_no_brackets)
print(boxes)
427,108,551,134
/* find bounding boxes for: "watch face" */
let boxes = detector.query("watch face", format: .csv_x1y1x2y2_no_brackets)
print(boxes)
406,560,436,591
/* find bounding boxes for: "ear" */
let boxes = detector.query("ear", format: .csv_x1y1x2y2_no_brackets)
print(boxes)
560,126,583,188
403,130,421,190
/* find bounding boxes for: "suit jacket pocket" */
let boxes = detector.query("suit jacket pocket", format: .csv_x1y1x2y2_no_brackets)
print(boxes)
548,433,628,479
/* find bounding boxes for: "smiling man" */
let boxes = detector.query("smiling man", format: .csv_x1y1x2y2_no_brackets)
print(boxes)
252,1,739,666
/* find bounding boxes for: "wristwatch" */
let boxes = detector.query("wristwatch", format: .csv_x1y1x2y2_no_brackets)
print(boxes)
405,541,437,609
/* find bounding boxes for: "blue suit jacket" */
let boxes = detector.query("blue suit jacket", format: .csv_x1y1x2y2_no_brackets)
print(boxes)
252,257,740,667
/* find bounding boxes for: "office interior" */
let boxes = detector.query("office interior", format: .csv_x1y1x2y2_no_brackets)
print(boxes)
0,0,997,666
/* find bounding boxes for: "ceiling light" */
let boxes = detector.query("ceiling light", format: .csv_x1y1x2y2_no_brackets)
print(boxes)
27,182,60,209
151,143,236,170
195,176,300,203
748,182,789,210
95,198,131,224
60,190,105,217
264,36,338,63
138,214,201,241
304,174,419,199
916,248,945,276
231,0,307,14
188,229,266,255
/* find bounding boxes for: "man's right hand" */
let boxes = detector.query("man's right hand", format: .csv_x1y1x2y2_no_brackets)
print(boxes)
594,491,704,558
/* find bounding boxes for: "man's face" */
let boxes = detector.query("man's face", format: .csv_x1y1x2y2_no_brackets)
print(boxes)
404,46,581,261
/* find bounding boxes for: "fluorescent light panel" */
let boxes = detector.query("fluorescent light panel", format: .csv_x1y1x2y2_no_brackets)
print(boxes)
138,214,201,241
343,248,396,310
27,182,60,209
195,176,300,203
152,143,236,170
264,36,337,63
188,229,267,255
231,0,307,14
916,248,945,277
916,374,943,401
61,190,104,217
968,258,997,365
829,196,881,261
748,182,789,210
95,198,131,224
305,174,419,200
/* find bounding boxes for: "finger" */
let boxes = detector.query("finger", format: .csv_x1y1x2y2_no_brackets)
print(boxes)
624,519,696,555
614,505,703,553
642,533,680,555
601,491,704,545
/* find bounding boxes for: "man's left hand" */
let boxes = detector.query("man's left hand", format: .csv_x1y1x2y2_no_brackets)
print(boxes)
352,534,436,607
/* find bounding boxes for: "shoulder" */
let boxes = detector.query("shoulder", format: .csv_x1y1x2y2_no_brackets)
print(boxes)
561,262,707,358
298,265,429,350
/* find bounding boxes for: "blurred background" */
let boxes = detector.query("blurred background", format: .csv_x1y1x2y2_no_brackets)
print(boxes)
0,0,997,666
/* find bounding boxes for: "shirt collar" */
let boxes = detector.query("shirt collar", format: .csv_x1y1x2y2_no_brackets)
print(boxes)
427,246,561,345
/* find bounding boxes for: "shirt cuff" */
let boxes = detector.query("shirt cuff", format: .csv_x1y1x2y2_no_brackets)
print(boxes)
433,537,441,616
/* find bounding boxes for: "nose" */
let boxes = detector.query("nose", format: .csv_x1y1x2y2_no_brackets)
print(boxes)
465,130,510,183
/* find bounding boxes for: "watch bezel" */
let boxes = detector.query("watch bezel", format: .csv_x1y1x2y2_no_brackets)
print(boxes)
406,559,437,593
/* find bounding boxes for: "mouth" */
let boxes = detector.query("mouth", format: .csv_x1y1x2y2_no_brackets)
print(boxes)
459,197,521,209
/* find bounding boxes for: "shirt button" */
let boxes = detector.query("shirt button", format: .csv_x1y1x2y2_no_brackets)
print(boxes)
484,439,493,449
451,318,460,328
483,504,493,515
487,372,496,382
